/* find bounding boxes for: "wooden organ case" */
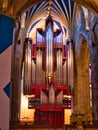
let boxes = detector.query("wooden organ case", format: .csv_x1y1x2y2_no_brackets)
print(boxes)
23,15,72,127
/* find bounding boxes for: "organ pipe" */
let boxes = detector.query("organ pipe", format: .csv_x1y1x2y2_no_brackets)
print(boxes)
23,38,32,95
49,83,55,105
32,59,35,85
36,49,43,85
46,17,53,80
57,49,62,85
67,40,74,93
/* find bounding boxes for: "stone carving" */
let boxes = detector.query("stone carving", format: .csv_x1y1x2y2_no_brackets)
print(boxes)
70,111,91,125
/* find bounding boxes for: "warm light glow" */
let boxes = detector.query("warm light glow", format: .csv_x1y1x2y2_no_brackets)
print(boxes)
63,95,72,117
21,13,26,29
63,95,71,98
29,20,45,43
82,6,89,31
20,94,35,122
20,71,35,122
2,0,8,9
64,109,72,124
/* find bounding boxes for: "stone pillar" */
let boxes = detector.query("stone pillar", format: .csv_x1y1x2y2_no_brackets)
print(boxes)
10,21,22,125
91,46,98,124
74,52,91,121
90,22,98,124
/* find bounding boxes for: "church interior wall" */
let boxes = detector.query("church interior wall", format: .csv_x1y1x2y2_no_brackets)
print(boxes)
0,0,98,130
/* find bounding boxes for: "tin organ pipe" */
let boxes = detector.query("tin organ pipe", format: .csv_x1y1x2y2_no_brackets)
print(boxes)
57,49,62,85
32,60,35,85
63,60,67,85
46,22,53,77
49,83,55,105
67,42,73,92
36,49,42,85
68,44,70,84
24,39,32,95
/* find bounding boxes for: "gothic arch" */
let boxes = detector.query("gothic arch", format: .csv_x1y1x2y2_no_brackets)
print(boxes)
75,33,89,56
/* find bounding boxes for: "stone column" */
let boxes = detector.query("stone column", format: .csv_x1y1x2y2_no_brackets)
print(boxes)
73,53,91,122
90,22,98,124
91,46,98,124
71,53,91,128
10,21,22,125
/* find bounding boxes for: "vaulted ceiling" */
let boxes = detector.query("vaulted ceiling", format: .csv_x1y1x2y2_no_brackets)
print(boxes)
73,0,98,17
0,0,98,18
0,0,98,42
21,0,75,43
25,0,75,36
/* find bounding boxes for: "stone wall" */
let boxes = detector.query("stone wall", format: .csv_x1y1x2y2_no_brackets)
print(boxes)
72,5,91,115
88,12,98,123
72,4,98,124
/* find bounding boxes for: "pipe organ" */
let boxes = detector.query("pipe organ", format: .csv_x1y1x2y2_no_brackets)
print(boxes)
23,15,72,127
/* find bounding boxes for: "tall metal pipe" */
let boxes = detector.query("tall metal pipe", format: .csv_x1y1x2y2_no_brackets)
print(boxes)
24,38,32,95
45,16,53,81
